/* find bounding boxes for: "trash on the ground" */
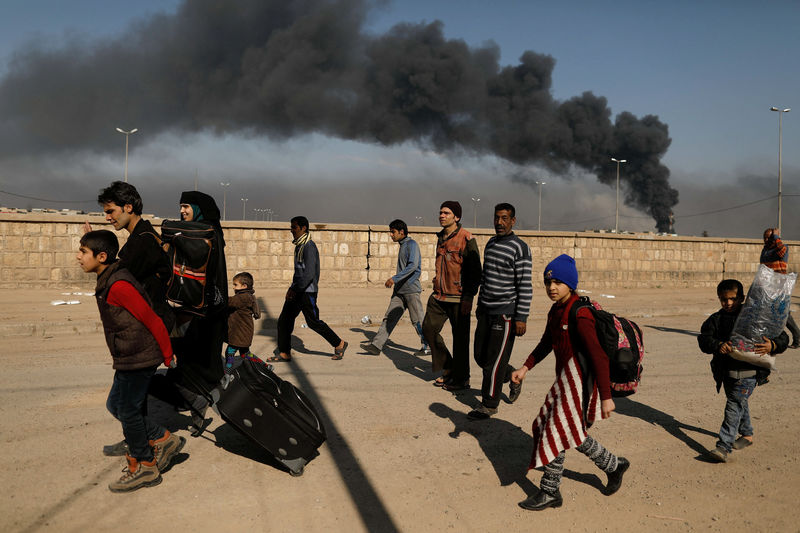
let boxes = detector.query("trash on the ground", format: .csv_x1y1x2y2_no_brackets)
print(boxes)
300,323,308,328
600,294,616,298
361,315,372,325
51,300,67,306
578,289,592,293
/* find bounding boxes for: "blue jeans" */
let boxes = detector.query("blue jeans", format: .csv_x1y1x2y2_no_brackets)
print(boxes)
106,365,166,461
716,377,756,453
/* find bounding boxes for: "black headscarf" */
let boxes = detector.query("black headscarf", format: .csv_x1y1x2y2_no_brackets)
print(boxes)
180,191,224,246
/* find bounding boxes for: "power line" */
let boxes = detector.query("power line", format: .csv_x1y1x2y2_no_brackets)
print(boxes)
0,189,92,204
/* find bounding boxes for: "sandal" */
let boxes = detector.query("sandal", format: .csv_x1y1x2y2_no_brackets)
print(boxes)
332,341,348,360
266,354,292,363
433,373,452,387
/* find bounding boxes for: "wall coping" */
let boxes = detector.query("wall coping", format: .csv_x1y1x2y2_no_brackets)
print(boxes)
1,212,788,246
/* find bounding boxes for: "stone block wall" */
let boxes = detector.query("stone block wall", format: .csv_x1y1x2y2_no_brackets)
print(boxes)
0,213,789,290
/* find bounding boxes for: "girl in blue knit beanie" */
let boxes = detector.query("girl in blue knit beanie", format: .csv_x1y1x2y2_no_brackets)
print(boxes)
510,254,629,511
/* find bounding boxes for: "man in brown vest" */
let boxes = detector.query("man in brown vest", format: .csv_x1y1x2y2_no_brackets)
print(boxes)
422,201,482,390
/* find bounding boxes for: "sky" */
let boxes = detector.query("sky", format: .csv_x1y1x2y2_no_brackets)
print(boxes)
0,0,797,237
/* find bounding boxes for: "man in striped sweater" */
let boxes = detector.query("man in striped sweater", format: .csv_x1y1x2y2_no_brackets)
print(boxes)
469,203,533,419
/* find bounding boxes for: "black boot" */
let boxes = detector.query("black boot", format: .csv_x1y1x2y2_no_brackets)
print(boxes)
605,457,630,495
518,489,563,511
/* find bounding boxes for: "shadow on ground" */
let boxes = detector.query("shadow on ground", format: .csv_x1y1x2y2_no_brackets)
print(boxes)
644,324,700,337
615,396,716,460
429,402,537,496
350,326,436,383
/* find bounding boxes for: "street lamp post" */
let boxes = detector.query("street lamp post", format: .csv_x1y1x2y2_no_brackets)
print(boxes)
415,216,424,226
241,198,248,220
471,196,481,227
115,127,138,183
535,181,546,231
220,182,230,220
265,208,273,221
770,106,791,231
611,157,627,233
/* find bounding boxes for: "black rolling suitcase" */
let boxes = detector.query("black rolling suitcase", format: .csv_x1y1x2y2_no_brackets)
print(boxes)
210,359,326,476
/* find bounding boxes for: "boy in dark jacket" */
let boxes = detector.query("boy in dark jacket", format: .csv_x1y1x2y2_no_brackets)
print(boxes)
225,271,264,372
77,230,185,492
698,279,789,462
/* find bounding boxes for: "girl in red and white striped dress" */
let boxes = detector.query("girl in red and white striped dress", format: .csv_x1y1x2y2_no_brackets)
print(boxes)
510,254,630,511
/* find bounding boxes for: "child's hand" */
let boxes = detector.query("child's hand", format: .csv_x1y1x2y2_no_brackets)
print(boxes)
719,341,733,354
601,398,616,419
511,367,527,384
754,336,773,355
83,221,92,234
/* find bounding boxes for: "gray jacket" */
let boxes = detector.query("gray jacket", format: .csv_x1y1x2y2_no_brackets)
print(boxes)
392,236,422,295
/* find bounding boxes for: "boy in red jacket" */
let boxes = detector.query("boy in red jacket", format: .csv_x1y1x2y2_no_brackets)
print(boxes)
77,230,185,492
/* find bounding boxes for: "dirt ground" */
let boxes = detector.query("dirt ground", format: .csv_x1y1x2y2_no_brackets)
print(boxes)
1,286,799,533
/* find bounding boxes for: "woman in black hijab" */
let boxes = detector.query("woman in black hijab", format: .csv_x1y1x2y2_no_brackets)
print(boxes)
150,191,228,435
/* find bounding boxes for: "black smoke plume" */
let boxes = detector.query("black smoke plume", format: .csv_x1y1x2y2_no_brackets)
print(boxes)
0,0,678,230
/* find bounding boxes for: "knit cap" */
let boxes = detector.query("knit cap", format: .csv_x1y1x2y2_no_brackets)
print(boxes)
440,201,462,220
544,254,578,290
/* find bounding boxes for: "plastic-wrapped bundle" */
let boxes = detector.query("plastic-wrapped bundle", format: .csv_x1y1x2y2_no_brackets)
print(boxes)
729,264,797,369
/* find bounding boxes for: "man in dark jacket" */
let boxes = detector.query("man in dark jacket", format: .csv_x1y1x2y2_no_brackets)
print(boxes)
270,216,348,362
95,181,174,333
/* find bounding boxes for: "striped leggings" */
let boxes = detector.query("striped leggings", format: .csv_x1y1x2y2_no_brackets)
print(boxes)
540,435,618,494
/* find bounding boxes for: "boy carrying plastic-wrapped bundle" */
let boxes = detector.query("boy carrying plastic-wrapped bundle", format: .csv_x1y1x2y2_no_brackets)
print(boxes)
697,272,793,463
729,265,797,370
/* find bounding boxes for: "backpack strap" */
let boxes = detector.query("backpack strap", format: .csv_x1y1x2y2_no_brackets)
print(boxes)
566,296,596,420
141,230,164,248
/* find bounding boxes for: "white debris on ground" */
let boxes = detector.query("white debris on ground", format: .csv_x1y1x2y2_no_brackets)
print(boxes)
50,300,81,306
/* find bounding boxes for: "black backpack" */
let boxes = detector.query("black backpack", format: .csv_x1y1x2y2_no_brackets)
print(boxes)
568,296,644,397
159,220,220,315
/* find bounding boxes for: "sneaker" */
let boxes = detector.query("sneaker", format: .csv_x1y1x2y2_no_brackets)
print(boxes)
605,457,630,495
360,343,381,355
733,436,753,450
508,381,523,403
103,440,128,457
414,347,432,356
468,404,498,420
150,430,186,472
707,447,728,463
108,455,162,492
243,352,265,364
